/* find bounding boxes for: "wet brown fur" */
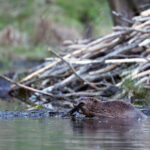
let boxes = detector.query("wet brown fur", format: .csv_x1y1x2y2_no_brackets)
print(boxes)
75,97,146,119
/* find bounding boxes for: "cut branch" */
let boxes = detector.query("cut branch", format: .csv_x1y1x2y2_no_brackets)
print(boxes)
105,58,150,64
48,48,100,90
0,74,54,98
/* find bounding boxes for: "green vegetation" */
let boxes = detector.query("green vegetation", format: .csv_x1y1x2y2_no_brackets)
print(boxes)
55,0,112,35
0,0,112,73
122,79,150,105
0,45,50,72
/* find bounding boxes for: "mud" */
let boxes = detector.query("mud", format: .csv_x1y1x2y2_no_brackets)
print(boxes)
0,109,65,120
0,106,149,120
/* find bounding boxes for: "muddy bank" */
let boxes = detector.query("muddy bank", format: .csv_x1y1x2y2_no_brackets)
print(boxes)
0,109,65,120
0,107,149,120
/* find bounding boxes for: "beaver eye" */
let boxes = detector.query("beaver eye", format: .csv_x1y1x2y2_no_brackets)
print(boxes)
79,102,85,107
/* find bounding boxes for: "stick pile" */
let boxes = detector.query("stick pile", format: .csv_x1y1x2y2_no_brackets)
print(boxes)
10,9,150,107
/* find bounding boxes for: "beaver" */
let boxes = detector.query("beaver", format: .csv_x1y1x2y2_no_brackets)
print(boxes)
70,97,146,119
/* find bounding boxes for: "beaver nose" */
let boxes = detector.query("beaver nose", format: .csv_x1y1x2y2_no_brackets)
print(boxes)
69,102,85,115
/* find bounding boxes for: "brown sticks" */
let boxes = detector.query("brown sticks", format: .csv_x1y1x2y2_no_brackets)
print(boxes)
0,74,54,98
48,48,100,90
9,9,150,108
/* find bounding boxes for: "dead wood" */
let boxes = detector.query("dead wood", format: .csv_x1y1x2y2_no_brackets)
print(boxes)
0,75,54,98
9,9,150,108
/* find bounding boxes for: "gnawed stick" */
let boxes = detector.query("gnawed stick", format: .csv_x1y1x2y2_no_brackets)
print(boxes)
113,26,150,33
45,57,105,65
55,91,102,98
132,70,150,79
20,44,90,83
49,48,100,90
0,75,54,98
105,58,150,64
20,31,128,83
89,64,118,75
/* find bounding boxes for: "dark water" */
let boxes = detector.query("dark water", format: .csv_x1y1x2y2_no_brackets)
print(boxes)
0,117,150,150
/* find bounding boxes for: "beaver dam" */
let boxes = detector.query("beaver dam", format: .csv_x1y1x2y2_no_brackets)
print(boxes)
1,8,150,150
1,9,150,115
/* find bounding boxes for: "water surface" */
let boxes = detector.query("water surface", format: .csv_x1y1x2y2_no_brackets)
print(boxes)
0,117,150,150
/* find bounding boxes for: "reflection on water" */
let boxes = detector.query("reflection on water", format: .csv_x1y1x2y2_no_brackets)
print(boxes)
0,117,150,150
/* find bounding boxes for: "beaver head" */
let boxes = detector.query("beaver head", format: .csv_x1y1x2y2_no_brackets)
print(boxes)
73,97,102,117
